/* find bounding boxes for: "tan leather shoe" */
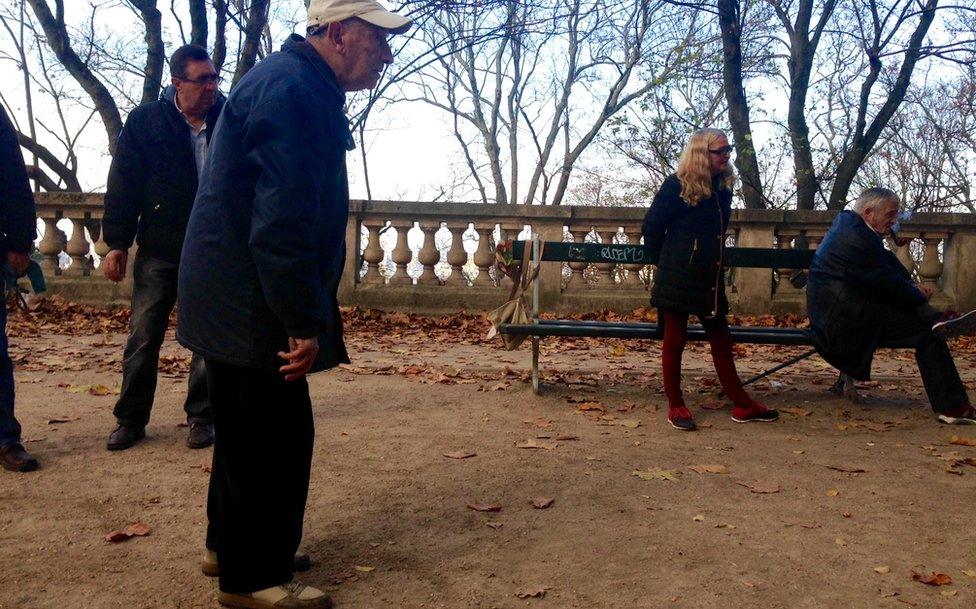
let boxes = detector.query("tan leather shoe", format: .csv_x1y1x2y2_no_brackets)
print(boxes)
217,581,332,609
202,550,312,577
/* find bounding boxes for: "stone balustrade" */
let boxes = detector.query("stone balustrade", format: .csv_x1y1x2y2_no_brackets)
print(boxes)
32,193,976,315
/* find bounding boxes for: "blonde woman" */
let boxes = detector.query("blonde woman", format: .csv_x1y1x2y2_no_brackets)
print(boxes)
641,128,778,431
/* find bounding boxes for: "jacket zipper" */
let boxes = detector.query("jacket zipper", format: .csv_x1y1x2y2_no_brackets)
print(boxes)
713,196,724,316
688,238,698,264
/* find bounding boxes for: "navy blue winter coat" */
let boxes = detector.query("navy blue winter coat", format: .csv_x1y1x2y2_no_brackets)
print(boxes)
103,86,225,263
0,106,36,256
177,35,351,372
642,174,732,317
806,210,926,380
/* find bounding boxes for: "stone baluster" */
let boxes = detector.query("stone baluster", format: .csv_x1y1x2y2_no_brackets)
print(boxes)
775,229,800,295
389,221,414,285
892,234,915,272
592,228,617,287
623,230,645,289
92,216,111,260
917,233,945,294
446,223,469,286
472,225,495,287
360,222,384,284
37,217,65,274
417,222,441,285
64,217,91,276
565,229,588,289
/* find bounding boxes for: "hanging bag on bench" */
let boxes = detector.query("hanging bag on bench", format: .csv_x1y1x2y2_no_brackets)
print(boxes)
486,240,543,350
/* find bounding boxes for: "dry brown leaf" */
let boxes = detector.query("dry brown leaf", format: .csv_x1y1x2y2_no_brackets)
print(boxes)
123,522,151,537
962,569,976,578
692,514,705,522
575,401,605,412
835,537,846,546
715,523,736,529
515,438,558,450
46,417,77,424
827,465,867,473
940,590,957,597
689,464,728,475
443,451,476,459
515,587,548,599
530,497,554,509
736,480,780,494
826,489,839,497
633,468,680,482
781,407,812,417
353,565,375,573
485,521,503,529
466,502,502,512
949,435,976,447
618,419,640,429
875,566,891,574
910,570,952,586
610,345,627,357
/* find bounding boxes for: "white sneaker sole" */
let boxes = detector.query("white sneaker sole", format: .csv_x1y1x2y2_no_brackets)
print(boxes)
933,310,976,339
937,414,976,425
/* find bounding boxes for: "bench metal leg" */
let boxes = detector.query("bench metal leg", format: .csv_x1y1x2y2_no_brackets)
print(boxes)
830,372,860,403
719,348,817,398
531,337,540,394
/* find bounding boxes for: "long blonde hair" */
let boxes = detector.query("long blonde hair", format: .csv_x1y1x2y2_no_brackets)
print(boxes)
675,128,736,206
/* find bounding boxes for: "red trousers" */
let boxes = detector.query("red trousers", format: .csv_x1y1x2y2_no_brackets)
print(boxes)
661,309,751,409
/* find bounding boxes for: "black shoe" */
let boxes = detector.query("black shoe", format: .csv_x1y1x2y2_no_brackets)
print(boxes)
0,443,39,472
186,422,214,449
106,425,146,451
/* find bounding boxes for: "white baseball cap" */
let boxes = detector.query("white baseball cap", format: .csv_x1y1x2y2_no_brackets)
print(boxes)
308,0,412,35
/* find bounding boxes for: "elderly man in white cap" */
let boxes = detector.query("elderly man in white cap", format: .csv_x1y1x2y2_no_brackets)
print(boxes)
177,2,410,608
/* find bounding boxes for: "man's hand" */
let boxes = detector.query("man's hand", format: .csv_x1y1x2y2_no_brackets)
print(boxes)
5,252,30,278
103,249,128,282
278,336,319,381
915,282,933,300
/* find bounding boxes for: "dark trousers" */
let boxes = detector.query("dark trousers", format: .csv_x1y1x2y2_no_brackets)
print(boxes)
878,304,968,414
661,310,752,409
0,303,21,448
113,254,210,427
204,358,314,593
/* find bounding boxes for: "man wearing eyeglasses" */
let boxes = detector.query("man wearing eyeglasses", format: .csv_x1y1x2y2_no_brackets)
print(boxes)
101,44,224,452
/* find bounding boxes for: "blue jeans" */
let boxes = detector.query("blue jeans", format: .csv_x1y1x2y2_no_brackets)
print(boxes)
112,253,210,427
0,303,21,448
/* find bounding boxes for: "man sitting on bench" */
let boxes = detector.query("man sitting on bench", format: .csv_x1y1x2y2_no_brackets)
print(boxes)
806,187,976,424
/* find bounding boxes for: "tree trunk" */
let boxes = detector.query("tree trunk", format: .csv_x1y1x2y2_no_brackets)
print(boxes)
27,0,123,154
231,0,271,88
717,0,764,209
212,0,228,74
188,0,207,47
129,1,165,105
827,0,938,209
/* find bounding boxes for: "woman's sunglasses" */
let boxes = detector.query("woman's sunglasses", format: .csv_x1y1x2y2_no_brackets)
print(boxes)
709,145,734,155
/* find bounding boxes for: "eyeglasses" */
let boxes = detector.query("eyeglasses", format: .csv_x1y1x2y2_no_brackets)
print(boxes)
180,74,221,86
709,145,734,155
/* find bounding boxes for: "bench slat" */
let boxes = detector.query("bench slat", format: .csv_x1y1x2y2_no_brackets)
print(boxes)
509,240,814,269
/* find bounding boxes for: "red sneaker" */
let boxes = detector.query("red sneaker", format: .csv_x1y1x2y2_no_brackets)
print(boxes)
731,401,779,424
668,406,697,431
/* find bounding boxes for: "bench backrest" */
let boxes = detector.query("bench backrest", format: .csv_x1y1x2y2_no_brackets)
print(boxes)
510,240,814,269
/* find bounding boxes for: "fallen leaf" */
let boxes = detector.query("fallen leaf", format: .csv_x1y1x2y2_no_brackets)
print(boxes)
692,514,705,522
485,521,503,529
827,465,867,473
940,590,957,597
89,383,116,396
443,451,476,459
781,407,812,417
610,345,627,357
962,569,976,578
515,587,548,599
466,502,502,512
826,489,839,497
555,434,579,441
875,566,891,574
835,537,847,546
689,464,728,475
576,401,605,412
515,438,557,450
122,522,151,537
105,530,130,543
353,565,375,573
66,384,91,393
910,570,952,586
633,468,681,482
736,480,780,494
715,523,736,529
530,497,554,509
46,417,77,424
949,435,976,447
619,419,640,429
699,401,726,410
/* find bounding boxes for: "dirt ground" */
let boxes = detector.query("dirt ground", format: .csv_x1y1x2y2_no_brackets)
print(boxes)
1,310,975,609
